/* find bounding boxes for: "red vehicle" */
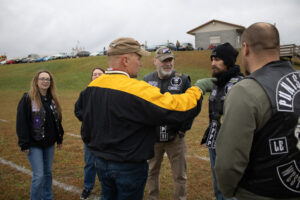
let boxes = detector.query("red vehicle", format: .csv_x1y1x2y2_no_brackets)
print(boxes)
6,59,15,64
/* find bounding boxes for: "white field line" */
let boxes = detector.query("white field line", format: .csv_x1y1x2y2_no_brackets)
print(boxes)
0,119,8,122
188,154,210,161
0,157,100,200
163,153,209,161
66,132,81,138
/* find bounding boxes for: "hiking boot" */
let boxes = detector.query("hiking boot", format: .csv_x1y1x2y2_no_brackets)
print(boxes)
80,189,91,200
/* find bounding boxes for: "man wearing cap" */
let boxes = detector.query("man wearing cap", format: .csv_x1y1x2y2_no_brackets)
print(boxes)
143,47,192,200
195,42,243,200
79,37,210,200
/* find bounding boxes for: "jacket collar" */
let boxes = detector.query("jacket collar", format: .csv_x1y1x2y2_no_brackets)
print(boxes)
105,68,130,77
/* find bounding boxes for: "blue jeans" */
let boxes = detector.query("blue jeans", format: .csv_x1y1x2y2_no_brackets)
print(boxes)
27,145,55,200
209,148,225,200
95,157,148,200
84,144,97,190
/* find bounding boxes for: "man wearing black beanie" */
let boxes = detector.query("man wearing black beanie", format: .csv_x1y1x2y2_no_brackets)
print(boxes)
195,42,244,200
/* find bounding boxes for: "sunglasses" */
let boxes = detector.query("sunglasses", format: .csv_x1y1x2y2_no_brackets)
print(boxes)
161,48,171,54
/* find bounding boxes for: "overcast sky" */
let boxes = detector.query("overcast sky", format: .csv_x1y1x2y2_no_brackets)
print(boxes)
1,0,299,59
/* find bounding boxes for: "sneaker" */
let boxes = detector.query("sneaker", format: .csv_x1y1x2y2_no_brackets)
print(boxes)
80,189,91,200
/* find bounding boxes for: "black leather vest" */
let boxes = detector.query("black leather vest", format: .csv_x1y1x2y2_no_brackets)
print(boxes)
239,61,300,198
201,74,243,148
144,71,190,142
31,96,61,141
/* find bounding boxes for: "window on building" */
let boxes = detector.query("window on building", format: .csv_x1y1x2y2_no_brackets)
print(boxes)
209,36,221,45
237,35,240,46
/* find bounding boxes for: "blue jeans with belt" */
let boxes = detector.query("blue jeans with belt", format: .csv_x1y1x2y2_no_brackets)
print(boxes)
83,144,97,190
27,145,55,200
95,157,148,200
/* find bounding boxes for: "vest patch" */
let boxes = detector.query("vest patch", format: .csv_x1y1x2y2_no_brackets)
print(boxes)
276,72,300,112
148,81,158,87
206,120,218,149
269,137,289,155
277,160,300,193
159,125,168,142
295,117,300,150
168,76,182,91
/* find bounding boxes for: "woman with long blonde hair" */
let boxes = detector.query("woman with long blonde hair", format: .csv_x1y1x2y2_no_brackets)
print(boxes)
16,70,64,200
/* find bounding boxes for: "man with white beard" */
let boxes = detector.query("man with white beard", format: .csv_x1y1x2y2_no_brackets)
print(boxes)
143,47,193,200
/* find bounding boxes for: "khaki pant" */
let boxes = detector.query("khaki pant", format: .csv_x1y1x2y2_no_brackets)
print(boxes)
147,135,187,200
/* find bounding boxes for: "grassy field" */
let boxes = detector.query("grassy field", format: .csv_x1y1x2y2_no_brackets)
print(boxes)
0,51,299,200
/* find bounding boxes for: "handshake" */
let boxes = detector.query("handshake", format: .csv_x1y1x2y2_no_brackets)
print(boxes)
194,78,217,95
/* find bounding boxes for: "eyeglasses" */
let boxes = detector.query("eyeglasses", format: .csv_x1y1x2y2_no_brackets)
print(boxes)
92,73,103,76
161,48,171,54
38,78,51,82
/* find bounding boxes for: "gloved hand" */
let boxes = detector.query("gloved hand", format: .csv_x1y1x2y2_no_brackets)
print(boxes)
194,78,217,95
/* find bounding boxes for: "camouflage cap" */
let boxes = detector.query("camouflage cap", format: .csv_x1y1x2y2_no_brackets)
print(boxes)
155,46,174,62
107,37,150,56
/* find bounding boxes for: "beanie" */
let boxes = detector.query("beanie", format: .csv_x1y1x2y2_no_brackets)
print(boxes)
210,42,239,68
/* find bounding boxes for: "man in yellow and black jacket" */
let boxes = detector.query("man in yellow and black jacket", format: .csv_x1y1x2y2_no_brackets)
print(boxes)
80,37,209,200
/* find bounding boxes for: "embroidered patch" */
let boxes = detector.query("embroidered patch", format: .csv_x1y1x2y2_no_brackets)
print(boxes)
159,125,168,142
168,76,182,91
277,160,300,193
295,117,300,150
276,72,300,112
269,137,289,155
206,120,218,149
225,83,234,95
148,81,158,87
33,116,41,128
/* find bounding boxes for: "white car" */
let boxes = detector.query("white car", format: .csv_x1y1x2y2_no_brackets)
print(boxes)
90,52,100,56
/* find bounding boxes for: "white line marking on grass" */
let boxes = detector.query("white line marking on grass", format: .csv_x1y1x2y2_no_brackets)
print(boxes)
164,153,209,161
66,132,81,138
0,119,8,122
0,157,100,200
189,154,210,161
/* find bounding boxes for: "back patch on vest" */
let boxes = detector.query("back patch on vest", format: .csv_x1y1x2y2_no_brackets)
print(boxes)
269,137,289,155
276,160,300,194
276,72,300,112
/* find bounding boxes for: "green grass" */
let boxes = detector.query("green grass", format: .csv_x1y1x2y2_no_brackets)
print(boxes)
1,51,299,200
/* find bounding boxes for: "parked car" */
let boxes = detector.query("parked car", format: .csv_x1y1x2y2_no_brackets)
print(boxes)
43,56,54,61
90,52,101,56
52,53,68,60
178,43,194,51
156,42,177,51
35,56,47,62
14,58,23,64
76,51,90,57
146,45,159,52
6,59,15,64
19,57,27,63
